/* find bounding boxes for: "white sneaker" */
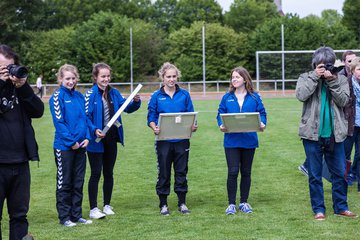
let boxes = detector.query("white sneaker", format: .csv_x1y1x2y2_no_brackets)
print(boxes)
103,205,115,215
63,220,77,227
77,218,93,224
89,207,106,219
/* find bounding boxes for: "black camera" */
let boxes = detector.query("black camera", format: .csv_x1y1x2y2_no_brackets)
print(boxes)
324,63,344,75
7,64,28,78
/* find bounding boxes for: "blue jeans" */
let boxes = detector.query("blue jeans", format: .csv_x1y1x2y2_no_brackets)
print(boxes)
344,127,360,178
303,138,348,214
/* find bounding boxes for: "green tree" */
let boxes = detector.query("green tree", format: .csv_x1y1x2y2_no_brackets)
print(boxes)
321,9,342,27
21,12,164,83
342,0,360,40
38,0,155,31
224,0,279,33
153,0,177,32
162,22,247,81
72,12,164,81
21,27,76,83
121,0,155,22
170,0,223,31
0,0,45,46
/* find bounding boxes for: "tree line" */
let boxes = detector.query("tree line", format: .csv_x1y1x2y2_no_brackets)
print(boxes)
1,0,358,84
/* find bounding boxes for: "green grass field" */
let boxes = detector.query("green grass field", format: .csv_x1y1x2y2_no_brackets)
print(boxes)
2,98,360,239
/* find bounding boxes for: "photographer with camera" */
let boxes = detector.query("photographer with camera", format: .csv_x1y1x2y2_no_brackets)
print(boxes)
0,44,44,239
296,46,357,221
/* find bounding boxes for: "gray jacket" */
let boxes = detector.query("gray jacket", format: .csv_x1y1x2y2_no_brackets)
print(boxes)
295,71,349,143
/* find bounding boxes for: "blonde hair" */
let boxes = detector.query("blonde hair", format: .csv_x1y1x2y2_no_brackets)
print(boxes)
350,57,360,73
57,64,79,87
158,62,181,81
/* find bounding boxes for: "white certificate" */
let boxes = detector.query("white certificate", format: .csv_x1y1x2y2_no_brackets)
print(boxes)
156,112,198,140
220,112,261,133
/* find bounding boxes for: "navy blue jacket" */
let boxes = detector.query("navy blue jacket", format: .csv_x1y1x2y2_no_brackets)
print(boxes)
217,91,267,148
85,84,141,152
50,86,90,150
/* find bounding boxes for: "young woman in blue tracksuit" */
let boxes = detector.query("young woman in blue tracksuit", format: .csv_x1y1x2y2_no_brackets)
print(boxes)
85,63,141,219
147,62,198,216
49,64,92,227
217,66,267,215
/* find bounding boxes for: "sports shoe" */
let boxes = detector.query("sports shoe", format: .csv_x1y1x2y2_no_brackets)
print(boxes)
160,205,170,216
103,205,115,215
89,207,106,219
335,210,358,218
63,220,77,227
77,218,93,224
314,212,325,221
225,204,237,215
21,234,34,240
178,204,190,214
239,202,253,213
298,164,308,177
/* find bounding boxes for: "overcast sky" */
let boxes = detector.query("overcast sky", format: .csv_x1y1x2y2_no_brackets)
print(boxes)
217,0,344,18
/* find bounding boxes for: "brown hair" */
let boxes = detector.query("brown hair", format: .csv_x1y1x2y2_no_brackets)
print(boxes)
228,66,254,93
92,62,112,100
0,44,20,65
92,62,111,84
342,50,356,62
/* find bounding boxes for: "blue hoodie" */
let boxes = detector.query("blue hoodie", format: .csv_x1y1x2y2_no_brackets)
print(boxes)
49,86,90,150
217,91,267,148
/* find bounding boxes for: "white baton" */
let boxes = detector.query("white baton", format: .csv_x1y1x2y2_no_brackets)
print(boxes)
95,84,143,143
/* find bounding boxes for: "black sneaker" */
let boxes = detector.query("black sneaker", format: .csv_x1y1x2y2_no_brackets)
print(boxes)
178,204,190,214
160,205,170,216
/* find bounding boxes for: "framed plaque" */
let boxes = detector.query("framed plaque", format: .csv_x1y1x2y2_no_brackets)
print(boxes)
156,112,198,140
220,112,261,133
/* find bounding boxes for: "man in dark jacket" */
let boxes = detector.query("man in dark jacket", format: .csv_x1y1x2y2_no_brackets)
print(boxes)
0,44,44,240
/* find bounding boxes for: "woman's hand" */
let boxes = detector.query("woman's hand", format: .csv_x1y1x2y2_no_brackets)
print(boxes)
71,142,80,150
133,94,141,102
95,129,105,138
220,124,227,132
191,124,198,132
79,139,89,148
259,122,266,132
152,126,160,135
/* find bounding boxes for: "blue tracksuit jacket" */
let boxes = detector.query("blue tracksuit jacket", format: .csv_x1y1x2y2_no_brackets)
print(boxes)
147,85,194,141
49,86,90,150
217,91,267,148
85,84,141,152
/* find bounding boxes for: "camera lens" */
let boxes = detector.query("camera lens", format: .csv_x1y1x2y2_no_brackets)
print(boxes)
7,64,28,78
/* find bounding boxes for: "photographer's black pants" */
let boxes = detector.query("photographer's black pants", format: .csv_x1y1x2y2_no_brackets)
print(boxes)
54,148,86,224
155,140,190,207
0,162,30,240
